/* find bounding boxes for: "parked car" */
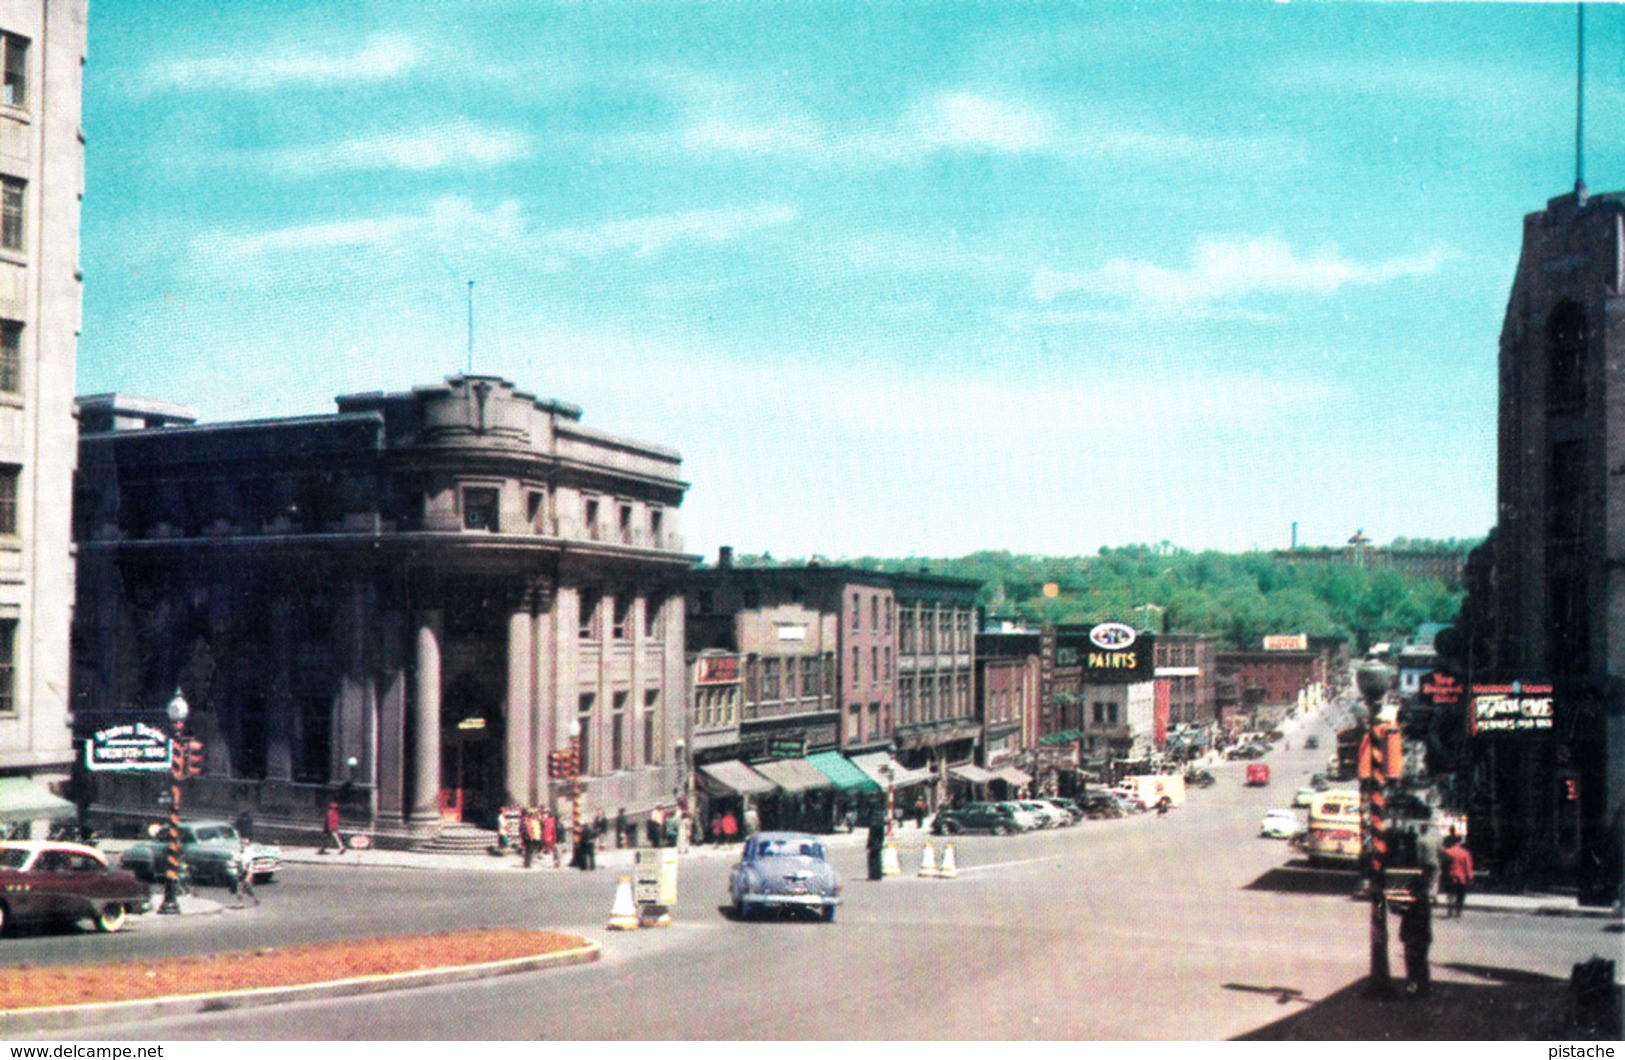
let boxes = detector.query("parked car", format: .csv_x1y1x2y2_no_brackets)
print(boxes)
1037,797,1084,823
0,841,152,934
1226,744,1267,760
1075,792,1125,819
1260,810,1301,839
120,820,282,886
1304,735,1321,750
932,802,1024,835
997,801,1042,831
728,832,841,922
1184,768,1217,788
1017,800,1070,828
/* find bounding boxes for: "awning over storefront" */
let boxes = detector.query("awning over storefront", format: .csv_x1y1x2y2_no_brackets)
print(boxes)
806,751,881,794
949,763,998,785
751,757,833,794
1039,729,1084,746
697,759,776,797
993,766,1032,786
0,777,75,824
850,752,933,790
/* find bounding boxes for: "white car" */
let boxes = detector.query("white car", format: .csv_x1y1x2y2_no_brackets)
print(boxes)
1017,800,1070,829
996,801,1041,831
1260,809,1301,839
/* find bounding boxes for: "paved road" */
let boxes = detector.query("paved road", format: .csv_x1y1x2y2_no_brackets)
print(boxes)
28,707,1617,1039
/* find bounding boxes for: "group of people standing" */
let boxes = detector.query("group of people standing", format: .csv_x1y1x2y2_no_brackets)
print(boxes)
1397,826,1477,999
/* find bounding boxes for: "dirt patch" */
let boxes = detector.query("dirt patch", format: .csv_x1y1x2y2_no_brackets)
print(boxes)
1,929,591,1012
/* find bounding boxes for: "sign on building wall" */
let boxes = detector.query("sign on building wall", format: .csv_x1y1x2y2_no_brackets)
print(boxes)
85,722,172,772
1468,682,1554,735
1419,670,1466,709
1262,634,1309,650
696,655,741,684
1083,623,1155,682
1040,624,1057,730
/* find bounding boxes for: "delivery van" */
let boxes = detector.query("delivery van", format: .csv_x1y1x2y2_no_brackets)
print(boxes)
1114,773,1187,808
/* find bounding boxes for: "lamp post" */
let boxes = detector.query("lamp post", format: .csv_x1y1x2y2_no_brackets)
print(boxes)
1356,658,1395,997
157,688,189,915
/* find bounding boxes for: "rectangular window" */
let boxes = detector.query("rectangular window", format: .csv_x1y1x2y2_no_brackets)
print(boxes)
618,503,633,543
462,486,499,531
851,646,860,685
3,35,25,108
0,320,19,394
644,595,663,638
763,657,780,700
578,591,599,639
0,618,13,714
871,597,879,630
1,178,22,252
0,465,17,535
611,692,627,771
649,507,663,544
851,593,861,628
583,496,600,538
643,689,658,767
612,595,632,640
576,694,594,773
526,490,545,530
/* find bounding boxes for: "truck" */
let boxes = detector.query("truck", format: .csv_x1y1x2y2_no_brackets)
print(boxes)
1113,773,1186,809
1245,763,1270,786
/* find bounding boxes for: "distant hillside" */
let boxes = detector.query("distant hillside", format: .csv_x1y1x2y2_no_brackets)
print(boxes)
726,541,1474,652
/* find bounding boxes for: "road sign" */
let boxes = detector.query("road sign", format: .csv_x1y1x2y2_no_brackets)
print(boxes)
86,722,171,772
634,848,678,906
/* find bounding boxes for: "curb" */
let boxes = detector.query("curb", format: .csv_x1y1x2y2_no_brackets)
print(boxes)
0,940,601,1036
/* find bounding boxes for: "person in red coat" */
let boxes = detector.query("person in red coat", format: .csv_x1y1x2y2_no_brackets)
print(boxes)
319,800,347,854
1441,831,1474,918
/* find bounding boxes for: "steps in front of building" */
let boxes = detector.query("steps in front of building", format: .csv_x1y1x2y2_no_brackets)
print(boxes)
412,820,503,855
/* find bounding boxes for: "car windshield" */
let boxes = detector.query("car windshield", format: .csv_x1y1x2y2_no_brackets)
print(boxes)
192,826,237,843
754,838,823,860
0,847,28,869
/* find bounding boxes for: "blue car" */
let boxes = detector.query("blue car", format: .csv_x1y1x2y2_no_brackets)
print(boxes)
728,831,841,922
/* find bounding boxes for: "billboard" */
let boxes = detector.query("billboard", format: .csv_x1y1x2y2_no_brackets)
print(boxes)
1262,634,1309,651
85,722,171,772
1082,622,1155,682
696,654,741,684
1468,682,1554,735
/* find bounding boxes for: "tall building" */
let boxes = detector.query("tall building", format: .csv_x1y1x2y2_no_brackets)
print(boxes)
0,0,85,828
1474,186,1625,900
72,376,696,843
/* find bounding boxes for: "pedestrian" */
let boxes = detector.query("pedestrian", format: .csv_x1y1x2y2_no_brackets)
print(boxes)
1398,876,1432,997
743,803,759,838
319,800,347,854
522,809,542,869
663,807,680,849
721,808,738,844
913,795,927,829
614,806,628,849
710,811,723,846
1441,831,1474,917
1415,822,1441,899
866,810,887,881
231,838,260,908
542,810,559,868
677,808,691,855
592,810,608,851
234,808,255,842
581,820,598,871
650,805,666,848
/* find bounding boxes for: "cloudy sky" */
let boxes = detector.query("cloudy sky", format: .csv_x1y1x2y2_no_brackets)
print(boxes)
77,2,1624,561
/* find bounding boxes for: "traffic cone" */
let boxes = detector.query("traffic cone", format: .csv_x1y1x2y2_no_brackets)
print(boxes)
882,840,902,876
918,842,940,878
938,843,959,879
607,876,640,931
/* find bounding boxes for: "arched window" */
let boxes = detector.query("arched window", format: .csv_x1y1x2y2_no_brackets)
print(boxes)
1547,300,1587,411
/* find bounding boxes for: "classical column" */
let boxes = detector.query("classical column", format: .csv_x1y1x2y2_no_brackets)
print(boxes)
506,604,534,806
410,611,443,827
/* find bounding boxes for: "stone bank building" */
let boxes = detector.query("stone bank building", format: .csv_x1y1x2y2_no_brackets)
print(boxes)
72,376,696,844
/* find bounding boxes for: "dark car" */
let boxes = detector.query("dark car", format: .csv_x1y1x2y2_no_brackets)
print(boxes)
121,819,282,885
1304,735,1321,750
728,832,841,922
0,841,152,934
1076,792,1126,819
931,801,1024,835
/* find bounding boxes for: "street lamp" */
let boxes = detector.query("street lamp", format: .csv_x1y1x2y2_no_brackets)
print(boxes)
1356,658,1396,997
157,688,189,915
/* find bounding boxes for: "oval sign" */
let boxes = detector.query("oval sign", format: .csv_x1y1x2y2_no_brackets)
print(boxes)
1090,622,1138,651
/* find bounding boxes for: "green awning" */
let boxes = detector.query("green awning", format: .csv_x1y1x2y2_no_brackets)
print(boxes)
806,751,881,794
1039,729,1084,746
0,777,76,824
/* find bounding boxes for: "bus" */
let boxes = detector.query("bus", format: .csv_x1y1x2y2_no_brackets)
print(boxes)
1301,789,1363,866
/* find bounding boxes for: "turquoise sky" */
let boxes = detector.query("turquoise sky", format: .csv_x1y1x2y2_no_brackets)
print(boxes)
76,2,1625,561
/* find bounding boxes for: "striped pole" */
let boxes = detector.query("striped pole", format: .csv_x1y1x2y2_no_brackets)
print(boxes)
157,719,185,915
1364,769,1391,992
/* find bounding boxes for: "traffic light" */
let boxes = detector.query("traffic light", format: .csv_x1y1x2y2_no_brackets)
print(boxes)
170,738,187,780
1359,723,1404,782
185,738,206,777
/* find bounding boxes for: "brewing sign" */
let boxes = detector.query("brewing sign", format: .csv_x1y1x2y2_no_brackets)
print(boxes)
86,722,171,772
1469,682,1554,735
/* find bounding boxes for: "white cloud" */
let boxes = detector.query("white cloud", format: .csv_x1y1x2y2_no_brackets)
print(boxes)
269,121,532,177
906,92,1057,153
542,204,801,259
1032,237,1451,309
142,34,418,94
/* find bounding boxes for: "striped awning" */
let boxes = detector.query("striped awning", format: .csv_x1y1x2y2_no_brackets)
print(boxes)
949,763,998,785
751,757,833,794
993,766,1032,786
806,751,881,794
849,752,933,789
697,759,776,796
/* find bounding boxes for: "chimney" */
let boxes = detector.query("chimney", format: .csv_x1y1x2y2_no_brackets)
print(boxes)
718,546,734,569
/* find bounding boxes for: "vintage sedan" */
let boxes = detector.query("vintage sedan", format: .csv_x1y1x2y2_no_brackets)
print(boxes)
728,832,841,922
1260,809,1302,839
0,841,152,934
120,820,282,885
932,802,1024,835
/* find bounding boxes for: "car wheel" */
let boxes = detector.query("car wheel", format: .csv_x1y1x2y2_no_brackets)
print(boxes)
992,823,1010,836
822,904,836,923
94,903,127,933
